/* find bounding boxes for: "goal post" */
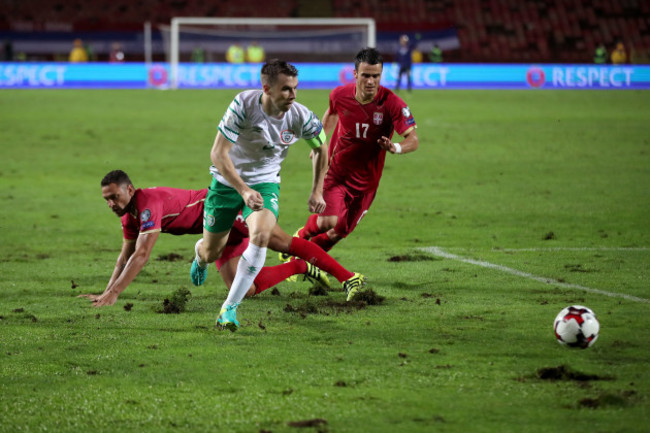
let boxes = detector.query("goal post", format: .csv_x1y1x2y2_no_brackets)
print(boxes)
168,17,376,89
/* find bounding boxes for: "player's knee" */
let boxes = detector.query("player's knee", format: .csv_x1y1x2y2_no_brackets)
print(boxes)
249,230,271,247
201,243,224,263
317,216,337,231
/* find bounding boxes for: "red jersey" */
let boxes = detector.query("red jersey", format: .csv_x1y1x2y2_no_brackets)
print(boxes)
326,83,416,192
225,213,250,246
121,187,207,239
121,187,250,246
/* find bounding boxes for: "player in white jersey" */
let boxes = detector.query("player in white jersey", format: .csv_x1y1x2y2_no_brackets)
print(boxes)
211,89,324,187
191,60,365,331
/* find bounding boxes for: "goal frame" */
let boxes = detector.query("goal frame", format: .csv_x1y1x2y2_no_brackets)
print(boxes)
169,17,376,89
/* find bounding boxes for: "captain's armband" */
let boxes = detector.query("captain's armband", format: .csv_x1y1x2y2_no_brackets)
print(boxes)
305,128,326,149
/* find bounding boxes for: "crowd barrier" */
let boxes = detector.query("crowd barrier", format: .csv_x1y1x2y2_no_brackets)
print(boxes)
1,62,649,89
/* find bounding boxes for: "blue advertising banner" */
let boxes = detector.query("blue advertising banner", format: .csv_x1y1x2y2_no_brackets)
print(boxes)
1,62,649,89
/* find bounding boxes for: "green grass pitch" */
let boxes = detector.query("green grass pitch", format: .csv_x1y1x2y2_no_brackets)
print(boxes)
1,88,649,433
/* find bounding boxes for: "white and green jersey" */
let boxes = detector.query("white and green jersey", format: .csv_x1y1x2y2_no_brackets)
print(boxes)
210,89,324,187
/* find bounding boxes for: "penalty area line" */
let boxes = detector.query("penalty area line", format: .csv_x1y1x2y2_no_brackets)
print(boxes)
421,246,650,304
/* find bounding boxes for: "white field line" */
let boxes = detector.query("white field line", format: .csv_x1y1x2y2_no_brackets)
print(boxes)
433,247,650,253
421,246,650,304
494,247,649,252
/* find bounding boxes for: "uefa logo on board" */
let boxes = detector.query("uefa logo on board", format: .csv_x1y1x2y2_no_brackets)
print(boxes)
526,66,546,88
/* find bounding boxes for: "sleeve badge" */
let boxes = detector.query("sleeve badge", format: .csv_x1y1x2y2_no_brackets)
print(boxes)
140,209,151,222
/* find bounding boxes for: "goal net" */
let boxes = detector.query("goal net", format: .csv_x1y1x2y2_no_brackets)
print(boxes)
161,17,376,89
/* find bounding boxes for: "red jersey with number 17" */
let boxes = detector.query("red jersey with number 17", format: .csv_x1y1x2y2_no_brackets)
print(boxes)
326,83,416,192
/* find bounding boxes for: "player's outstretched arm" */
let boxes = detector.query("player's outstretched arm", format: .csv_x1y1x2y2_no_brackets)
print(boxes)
83,232,159,307
78,239,135,302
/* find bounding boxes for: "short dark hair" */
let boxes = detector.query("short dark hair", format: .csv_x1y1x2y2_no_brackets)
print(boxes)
354,48,384,70
101,170,132,187
261,59,298,86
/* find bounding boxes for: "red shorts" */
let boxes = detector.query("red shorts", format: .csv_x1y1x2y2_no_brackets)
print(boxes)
214,213,250,270
321,177,377,237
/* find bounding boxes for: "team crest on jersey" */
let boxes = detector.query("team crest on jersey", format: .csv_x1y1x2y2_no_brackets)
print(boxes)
373,112,383,125
205,213,215,228
140,209,154,229
281,129,295,144
140,209,151,222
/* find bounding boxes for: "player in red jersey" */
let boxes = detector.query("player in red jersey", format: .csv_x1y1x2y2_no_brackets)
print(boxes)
289,48,419,252
79,170,332,307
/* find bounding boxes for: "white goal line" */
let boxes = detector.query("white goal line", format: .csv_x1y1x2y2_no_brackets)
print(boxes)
420,246,650,304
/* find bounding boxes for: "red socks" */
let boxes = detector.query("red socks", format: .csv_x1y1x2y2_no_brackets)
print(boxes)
309,232,338,252
288,237,353,283
298,214,339,251
253,218,353,294
253,260,307,295
299,214,320,239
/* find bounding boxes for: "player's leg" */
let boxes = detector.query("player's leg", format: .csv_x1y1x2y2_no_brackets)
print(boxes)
214,237,258,297
295,213,336,239
216,183,278,330
218,256,249,295
202,179,245,261
253,259,329,294
197,229,230,264
269,224,362,298
295,179,345,248
269,225,335,286
218,237,325,297
329,188,376,243
192,228,230,286
230,207,276,293
306,180,349,251
191,179,242,286
308,189,376,299
279,212,336,263
308,226,340,252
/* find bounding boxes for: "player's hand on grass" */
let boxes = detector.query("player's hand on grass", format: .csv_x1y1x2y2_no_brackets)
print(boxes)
90,291,119,307
308,192,326,214
78,291,118,307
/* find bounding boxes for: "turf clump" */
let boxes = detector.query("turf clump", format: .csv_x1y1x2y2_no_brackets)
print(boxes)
536,365,608,381
155,288,192,314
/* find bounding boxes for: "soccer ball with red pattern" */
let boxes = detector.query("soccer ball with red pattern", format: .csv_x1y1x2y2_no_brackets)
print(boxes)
553,305,600,349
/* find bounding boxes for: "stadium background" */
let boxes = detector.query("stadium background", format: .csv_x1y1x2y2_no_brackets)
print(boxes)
2,2,649,432
1,0,649,64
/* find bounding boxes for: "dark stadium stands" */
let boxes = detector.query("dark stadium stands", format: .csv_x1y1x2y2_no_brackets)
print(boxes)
1,0,649,62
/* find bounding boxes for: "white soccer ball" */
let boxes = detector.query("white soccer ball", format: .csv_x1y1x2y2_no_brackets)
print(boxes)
553,305,600,349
